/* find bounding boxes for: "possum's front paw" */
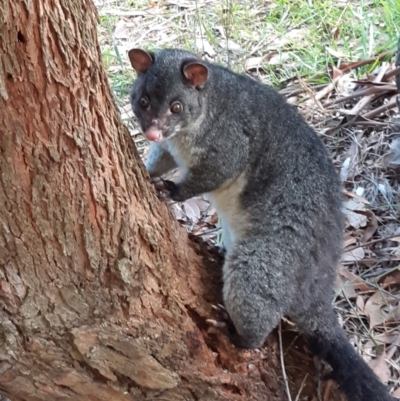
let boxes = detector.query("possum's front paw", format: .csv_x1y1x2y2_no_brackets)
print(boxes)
216,243,227,259
207,304,231,329
207,304,259,349
150,178,185,202
150,177,176,200
207,305,243,347
162,180,181,201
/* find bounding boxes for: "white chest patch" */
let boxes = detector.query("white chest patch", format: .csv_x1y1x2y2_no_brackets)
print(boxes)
207,172,249,252
162,138,190,172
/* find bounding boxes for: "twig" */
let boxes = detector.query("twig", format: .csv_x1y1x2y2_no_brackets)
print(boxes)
323,380,334,401
341,291,379,348
294,374,308,401
279,323,293,401
328,84,396,106
348,63,389,115
372,264,400,282
387,331,400,360
325,114,395,135
337,50,393,73
396,36,400,89
278,83,327,97
196,227,220,237
316,357,322,401
341,120,399,128
346,234,400,252
382,66,400,81
362,97,398,119
304,75,342,107
283,332,301,357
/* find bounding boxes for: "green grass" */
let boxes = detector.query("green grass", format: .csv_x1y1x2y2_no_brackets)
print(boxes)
96,0,400,103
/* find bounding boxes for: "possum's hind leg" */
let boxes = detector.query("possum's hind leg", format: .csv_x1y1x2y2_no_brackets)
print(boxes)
220,238,289,349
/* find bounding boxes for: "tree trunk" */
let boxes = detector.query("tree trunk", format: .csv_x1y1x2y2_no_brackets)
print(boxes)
0,1,343,401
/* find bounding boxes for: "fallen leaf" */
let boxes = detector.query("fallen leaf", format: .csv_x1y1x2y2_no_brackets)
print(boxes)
364,291,400,328
369,353,391,383
195,38,216,57
183,199,201,223
383,137,400,169
359,210,378,243
356,295,365,313
343,233,357,248
326,47,348,58
207,205,216,217
391,387,400,398
345,211,368,229
332,65,342,80
355,187,365,197
335,274,357,298
189,198,210,213
343,198,368,229
219,39,242,53
114,20,128,39
343,190,371,205
268,53,290,65
245,56,264,71
171,204,185,221
338,264,370,291
340,157,351,181
381,270,400,287
366,331,399,347
364,291,386,328
342,247,365,262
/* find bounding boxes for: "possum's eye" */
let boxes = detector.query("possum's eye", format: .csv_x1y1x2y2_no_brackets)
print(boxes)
139,96,150,109
170,101,182,114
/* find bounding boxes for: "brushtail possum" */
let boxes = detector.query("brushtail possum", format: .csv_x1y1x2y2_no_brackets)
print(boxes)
128,48,394,401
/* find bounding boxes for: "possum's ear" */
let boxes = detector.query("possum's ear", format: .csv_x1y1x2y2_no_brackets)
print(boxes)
128,49,154,74
182,61,209,87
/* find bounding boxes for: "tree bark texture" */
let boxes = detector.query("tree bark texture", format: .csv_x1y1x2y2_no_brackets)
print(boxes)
0,1,345,401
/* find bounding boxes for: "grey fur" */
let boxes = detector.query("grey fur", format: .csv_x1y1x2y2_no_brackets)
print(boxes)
129,48,394,401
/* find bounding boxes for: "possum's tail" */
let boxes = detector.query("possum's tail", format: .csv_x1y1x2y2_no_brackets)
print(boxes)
302,314,395,401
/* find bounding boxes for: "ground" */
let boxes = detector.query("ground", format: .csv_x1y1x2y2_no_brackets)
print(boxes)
95,0,400,398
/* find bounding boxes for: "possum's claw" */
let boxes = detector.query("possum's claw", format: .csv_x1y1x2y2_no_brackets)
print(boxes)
206,319,227,328
150,177,172,200
211,304,228,314
149,177,181,201
207,304,235,333
207,304,253,349
216,244,227,259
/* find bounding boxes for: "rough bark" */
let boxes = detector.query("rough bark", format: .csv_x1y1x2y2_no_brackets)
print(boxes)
0,1,344,401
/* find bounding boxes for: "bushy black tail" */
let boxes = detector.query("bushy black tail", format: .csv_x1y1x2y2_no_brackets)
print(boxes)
308,327,395,401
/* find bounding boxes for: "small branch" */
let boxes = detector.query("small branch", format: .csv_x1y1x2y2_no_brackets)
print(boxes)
323,380,334,401
327,84,395,106
279,323,293,401
348,64,389,115
382,66,400,81
304,76,341,107
386,331,400,360
362,96,398,119
337,50,393,73
294,374,308,401
345,234,400,252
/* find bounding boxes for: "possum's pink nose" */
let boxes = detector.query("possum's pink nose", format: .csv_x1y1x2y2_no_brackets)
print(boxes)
145,128,162,142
